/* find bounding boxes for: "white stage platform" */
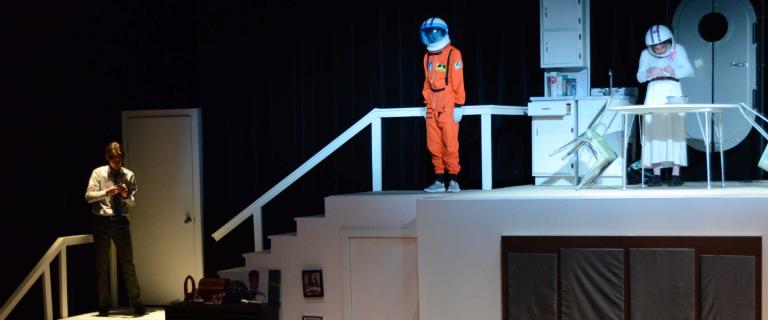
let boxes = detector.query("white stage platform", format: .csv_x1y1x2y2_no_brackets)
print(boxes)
416,181,768,320
221,182,768,320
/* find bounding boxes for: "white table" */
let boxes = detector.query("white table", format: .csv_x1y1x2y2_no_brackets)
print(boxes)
608,104,739,189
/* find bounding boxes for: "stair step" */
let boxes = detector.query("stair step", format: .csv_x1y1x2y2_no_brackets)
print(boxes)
242,250,283,268
218,265,252,274
295,214,327,235
294,214,325,221
267,232,298,255
242,249,270,258
323,193,421,229
268,232,297,239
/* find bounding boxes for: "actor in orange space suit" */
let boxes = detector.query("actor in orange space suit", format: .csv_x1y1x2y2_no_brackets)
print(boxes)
420,17,466,193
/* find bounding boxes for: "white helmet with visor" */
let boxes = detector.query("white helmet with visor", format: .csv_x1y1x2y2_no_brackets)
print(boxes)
420,17,451,52
645,24,675,57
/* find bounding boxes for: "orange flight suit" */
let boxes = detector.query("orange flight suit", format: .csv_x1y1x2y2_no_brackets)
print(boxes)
422,44,465,175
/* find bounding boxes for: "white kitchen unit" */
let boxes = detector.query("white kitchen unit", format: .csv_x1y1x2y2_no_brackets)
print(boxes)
529,95,636,186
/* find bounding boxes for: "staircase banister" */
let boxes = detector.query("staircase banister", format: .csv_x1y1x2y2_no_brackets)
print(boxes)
210,105,528,242
211,109,378,241
0,234,93,320
370,107,424,118
461,104,528,115
369,105,527,118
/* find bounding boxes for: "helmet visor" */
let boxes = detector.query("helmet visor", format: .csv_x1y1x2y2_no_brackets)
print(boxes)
649,39,672,56
421,27,447,45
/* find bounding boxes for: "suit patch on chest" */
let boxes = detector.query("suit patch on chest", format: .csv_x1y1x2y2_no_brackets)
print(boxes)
436,64,447,72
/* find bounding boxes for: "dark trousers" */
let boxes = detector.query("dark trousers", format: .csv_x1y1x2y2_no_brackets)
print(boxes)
92,215,142,308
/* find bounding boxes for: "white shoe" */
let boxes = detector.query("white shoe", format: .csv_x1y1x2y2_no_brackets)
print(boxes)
423,180,446,193
447,180,460,192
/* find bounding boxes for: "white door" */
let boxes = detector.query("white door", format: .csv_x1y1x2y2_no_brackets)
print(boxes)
673,0,757,151
348,237,419,320
122,109,203,305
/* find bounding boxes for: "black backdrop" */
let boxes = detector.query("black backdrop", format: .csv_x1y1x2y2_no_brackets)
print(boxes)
2,0,765,318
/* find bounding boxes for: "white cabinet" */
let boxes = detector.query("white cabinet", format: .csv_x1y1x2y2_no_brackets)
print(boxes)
540,0,587,68
529,99,577,185
542,30,584,67
530,96,635,186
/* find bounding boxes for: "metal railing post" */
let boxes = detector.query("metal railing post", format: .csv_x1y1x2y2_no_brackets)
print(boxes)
42,266,52,320
480,113,493,190
371,116,383,191
59,249,68,318
253,207,263,252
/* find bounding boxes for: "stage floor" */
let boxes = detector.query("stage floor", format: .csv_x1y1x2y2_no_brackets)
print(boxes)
63,307,163,319
461,180,768,199
351,180,768,200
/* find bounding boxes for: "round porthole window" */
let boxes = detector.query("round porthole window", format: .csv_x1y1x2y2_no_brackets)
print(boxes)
698,12,728,42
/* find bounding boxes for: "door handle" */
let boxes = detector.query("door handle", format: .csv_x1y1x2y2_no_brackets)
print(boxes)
184,215,192,224
730,61,748,68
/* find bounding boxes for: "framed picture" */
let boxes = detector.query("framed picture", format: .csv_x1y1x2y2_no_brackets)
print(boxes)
302,316,323,320
302,270,324,297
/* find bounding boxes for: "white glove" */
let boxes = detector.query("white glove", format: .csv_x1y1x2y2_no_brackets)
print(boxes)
453,106,463,123
423,106,428,119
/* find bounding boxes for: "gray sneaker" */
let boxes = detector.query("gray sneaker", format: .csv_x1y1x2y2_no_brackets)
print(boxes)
447,180,460,192
423,180,446,192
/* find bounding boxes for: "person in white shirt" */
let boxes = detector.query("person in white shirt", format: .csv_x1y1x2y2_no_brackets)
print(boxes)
85,141,145,317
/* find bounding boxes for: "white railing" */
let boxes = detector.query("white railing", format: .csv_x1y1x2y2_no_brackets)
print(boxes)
211,105,527,250
0,235,118,320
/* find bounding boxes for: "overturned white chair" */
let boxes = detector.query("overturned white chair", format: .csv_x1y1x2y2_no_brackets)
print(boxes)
550,96,618,190
736,103,768,172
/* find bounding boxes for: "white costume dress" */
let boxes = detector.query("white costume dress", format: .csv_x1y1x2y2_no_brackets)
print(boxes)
636,43,693,168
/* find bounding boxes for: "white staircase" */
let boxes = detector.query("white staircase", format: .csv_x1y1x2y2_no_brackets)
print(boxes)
212,106,527,320
218,191,433,320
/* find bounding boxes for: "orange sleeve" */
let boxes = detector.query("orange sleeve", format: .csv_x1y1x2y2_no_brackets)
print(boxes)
450,49,466,105
422,54,431,106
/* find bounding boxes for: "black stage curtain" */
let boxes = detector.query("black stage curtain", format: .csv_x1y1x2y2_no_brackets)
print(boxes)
2,0,766,317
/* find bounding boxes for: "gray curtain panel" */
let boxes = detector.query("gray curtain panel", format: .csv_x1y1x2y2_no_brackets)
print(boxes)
701,255,756,320
629,248,694,320
507,253,557,320
561,249,624,320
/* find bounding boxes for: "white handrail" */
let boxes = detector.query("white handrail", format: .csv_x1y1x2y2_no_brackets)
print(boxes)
211,105,527,250
0,234,110,320
210,109,378,250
